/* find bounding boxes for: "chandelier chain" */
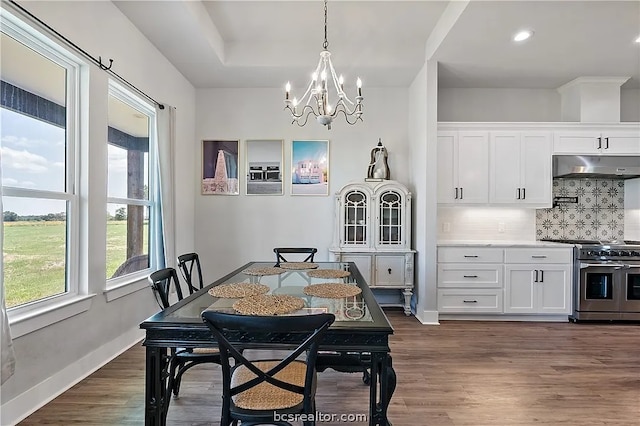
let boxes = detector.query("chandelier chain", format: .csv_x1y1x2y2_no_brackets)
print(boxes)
323,0,328,49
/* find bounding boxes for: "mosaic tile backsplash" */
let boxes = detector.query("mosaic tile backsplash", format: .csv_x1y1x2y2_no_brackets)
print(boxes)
536,178,625,241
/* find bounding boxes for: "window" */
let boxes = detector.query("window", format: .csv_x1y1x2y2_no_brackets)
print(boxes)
1,10,81,312
106,82,157,285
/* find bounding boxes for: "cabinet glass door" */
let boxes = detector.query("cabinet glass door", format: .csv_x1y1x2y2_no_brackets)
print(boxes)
378,191,402,245
344,190,368,245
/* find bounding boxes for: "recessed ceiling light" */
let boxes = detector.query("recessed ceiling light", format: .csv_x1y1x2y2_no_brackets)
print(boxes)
513,30,534,42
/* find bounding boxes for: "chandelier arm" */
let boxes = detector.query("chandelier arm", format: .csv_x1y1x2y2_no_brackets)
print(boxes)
294,108,317,127
333,108,364,125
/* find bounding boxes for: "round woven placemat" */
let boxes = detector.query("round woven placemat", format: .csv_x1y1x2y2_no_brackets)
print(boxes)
208,282,270,299
242,266,286,276
279,262,319,270
306,269,351,279
303,283,362,299
233,294,305,316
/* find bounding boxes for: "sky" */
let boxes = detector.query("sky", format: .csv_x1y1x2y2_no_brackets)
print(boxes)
1,107,139,216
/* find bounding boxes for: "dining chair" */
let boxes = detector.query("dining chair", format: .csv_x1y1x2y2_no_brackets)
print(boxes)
177,252,204,294
273,247,318,266
201,310,335,426
148,268,221,399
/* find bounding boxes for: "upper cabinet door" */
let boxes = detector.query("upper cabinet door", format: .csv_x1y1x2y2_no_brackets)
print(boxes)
437,131,489,204
603,132,640,154
553,131,601,154
437,132,457,203
520,133,552,206
490,132,521,203
457,132,490,203
490,131,552,207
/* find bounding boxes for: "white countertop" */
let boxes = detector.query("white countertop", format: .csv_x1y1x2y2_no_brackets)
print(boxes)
437,240,575,248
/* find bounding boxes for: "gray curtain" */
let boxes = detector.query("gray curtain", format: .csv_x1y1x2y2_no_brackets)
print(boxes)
1,160,16,384
155,105,176,269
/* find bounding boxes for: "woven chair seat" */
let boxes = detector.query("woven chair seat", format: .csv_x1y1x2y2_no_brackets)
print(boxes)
191,347,219,354
231,360,307,410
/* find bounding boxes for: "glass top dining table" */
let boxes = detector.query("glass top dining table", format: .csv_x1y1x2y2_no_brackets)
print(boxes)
140,261,395,426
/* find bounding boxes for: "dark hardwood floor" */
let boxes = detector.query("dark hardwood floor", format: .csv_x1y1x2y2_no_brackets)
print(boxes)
19,309,640,425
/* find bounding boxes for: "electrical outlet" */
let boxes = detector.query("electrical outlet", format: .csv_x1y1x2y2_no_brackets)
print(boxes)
498,222,506,233
443,222,451,233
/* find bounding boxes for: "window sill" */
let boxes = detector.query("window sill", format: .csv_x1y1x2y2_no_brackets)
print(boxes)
8,294,96,338
104,272,150,302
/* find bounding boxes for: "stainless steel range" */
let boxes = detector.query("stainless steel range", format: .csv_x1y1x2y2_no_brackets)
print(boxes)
565,240,640,321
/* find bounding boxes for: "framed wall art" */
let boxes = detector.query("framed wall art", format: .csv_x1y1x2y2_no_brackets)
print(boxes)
291,140,329,196
201,139,239,195
245,139,284,195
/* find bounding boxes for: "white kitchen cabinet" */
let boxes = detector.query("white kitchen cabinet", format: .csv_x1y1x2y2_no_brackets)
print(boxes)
554,131,640,155
437,131,489,204
504,265,571,314
504,248,572,315
437,247,504,314
438,245,573,319
330,180,415,315
489,131,552,207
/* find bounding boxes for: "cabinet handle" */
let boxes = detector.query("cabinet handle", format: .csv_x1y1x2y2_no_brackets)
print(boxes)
517,188,521,199
522,188,526,200
463,255,479,258
387,268,392,274
540,270,544,283
463,275,478,278
534,269,539,282
463,300,478,303
604,137,609,149
531,255,547,258
454,187,459,199
597,137,602,149
460,187,463,199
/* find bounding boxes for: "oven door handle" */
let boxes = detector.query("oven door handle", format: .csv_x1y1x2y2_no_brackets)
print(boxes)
580,262,628,269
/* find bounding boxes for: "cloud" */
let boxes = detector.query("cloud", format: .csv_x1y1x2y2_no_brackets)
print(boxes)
1,177,36,188
1,147,50,173
1,135,53,149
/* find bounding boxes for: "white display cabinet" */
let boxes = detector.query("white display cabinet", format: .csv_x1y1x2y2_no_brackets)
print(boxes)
329,180,415,315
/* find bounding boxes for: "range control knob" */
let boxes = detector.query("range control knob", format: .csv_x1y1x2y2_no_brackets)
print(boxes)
599,250,610,257
631,250,640,256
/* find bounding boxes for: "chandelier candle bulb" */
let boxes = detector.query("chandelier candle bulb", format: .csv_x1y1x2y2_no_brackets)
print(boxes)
285,82,290,100
357,78,362,96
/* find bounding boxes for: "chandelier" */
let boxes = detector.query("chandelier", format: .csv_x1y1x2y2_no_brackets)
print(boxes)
284,0,363,130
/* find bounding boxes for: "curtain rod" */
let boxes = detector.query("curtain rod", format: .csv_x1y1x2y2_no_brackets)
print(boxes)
7,0,164,109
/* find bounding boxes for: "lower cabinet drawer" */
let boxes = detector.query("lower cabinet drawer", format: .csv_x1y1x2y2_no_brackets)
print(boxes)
437,289,503,313
437,264,502,288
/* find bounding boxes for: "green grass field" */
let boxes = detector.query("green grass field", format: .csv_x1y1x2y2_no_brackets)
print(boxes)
4,221,147,308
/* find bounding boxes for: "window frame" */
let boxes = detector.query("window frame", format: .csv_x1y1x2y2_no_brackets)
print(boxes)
105,80,158,293
1,7,93,336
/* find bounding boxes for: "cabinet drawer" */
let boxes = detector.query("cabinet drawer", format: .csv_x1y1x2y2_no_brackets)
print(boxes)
341,255,372,284
374,255,405,287
438,247,504,263
504,248,572,264
437,289,503,313
437,264,503,288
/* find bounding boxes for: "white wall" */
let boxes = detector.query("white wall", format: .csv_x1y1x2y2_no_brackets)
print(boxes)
438,87,639,123
0,1,196,423
408,61,439,324
194,87,409,282
437,207,537,241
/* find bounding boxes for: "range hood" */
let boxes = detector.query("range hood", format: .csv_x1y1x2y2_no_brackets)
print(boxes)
553,155,640,179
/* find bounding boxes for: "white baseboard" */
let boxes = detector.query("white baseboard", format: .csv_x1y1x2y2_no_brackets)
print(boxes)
415,309,440,325
0,327,144,425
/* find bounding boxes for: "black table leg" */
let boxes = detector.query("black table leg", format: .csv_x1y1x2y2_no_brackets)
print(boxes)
369,352,396,426
145,345,169,426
